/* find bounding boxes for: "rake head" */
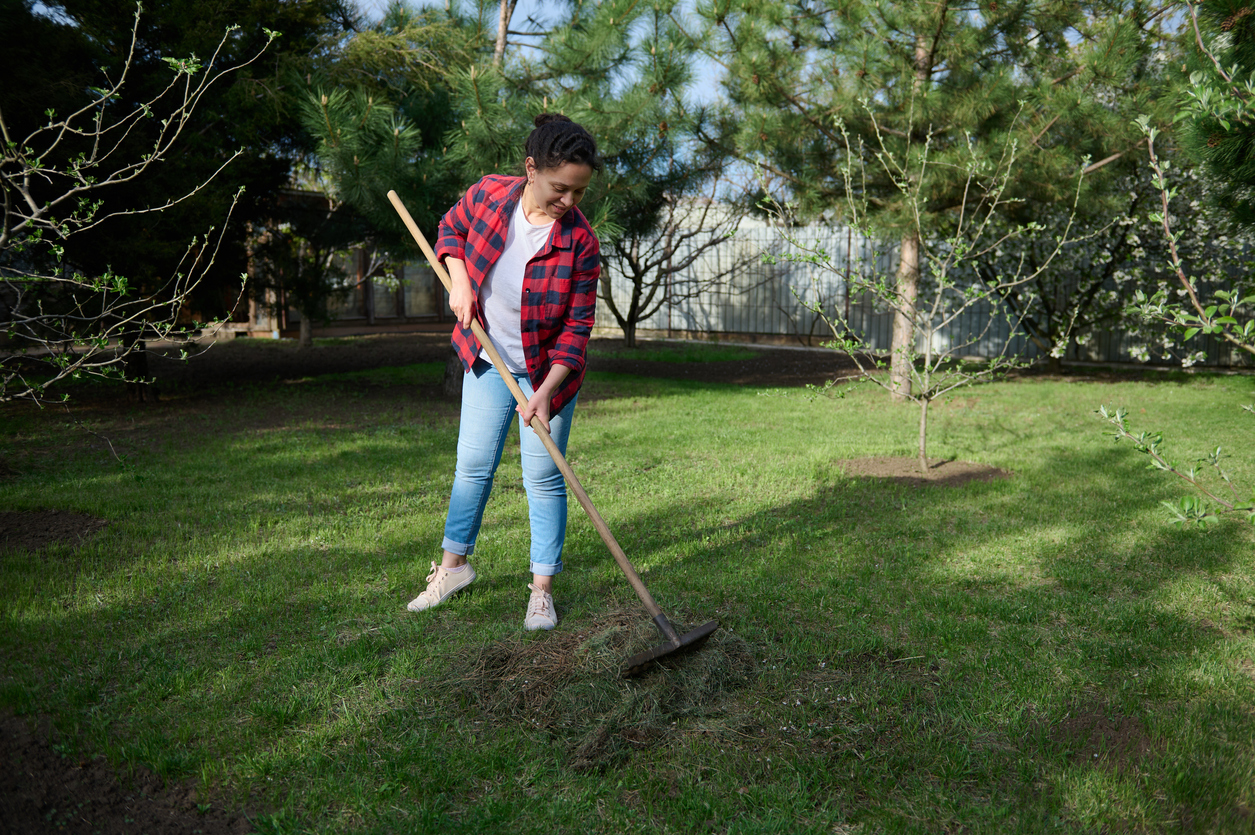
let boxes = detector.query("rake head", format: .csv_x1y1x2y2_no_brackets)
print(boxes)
621,619,720,678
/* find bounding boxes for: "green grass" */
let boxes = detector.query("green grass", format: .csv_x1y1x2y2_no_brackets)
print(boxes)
2,349,1254,834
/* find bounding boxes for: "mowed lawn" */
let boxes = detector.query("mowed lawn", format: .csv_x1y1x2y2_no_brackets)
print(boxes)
1,347,1253,834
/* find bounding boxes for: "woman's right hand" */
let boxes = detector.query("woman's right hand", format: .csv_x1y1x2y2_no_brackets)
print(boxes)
445,258,475,329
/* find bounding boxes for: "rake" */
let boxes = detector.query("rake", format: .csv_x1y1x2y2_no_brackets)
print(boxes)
388,190,719,676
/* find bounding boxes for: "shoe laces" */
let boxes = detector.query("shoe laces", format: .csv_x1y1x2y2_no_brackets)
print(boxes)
418,562,443,601
527,583,552,618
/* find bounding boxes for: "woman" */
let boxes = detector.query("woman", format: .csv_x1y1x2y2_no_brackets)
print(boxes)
407,113,601,631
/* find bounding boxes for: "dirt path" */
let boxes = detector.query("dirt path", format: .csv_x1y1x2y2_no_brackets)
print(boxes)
141,332,859,391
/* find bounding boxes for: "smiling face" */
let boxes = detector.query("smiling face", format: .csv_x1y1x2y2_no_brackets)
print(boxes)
523,157,594,223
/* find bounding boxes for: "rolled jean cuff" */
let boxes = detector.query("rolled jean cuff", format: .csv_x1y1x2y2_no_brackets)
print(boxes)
442,537,474,557
530,559,562,577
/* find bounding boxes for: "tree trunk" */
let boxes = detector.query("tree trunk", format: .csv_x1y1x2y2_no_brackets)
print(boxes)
624,319,637,348
298,313,313,350
443,344,464,401
890,229,920,401
917,396,930,474
493,0,517,67
890,28,934,402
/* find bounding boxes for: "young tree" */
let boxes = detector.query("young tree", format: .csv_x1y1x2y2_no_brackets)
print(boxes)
772,107,1084,473
25,0,352,303
696,0,1165,399
1,0,358,402
1133,2,1255,361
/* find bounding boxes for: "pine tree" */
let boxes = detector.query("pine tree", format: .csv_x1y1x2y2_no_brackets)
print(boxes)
1177,0,1255,226
697,0,1159,397
443,0,745,347
300,2,477,242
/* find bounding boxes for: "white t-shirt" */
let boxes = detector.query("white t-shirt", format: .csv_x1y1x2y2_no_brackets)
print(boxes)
478,199,555,374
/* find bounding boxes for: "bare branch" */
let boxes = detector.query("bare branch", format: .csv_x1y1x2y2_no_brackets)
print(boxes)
1,5,275,404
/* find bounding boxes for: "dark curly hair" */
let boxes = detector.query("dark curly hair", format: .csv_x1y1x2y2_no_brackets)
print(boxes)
525,113,602,173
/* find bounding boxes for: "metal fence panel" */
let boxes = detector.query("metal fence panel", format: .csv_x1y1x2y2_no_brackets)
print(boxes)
597,224,1250,368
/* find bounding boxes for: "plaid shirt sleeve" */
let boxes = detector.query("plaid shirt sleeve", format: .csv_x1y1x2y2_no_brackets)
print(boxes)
435,175,519,373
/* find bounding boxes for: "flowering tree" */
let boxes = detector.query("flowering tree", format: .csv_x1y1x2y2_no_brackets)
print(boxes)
963,152,1254,369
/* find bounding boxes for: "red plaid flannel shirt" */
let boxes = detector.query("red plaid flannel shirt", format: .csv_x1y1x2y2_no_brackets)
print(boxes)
436,174,600,415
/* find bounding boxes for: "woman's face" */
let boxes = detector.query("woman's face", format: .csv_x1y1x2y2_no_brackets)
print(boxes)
525,158,594,220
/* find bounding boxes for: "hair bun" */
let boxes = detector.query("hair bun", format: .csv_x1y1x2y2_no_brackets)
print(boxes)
534,112,573,127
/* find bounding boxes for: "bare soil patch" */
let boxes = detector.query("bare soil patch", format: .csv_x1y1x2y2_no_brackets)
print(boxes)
0,711,252,835
148,332,457,391
1047,704,1160,777
0,510,108,556
142,332,858,392
835,456,1012,488
586,338,862,388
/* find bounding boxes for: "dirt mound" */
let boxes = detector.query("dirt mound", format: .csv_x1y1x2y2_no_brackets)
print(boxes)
835,456,1012,488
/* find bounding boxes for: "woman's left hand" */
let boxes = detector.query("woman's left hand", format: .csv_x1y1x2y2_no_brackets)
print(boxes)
519,390,552,433
519,364,570,434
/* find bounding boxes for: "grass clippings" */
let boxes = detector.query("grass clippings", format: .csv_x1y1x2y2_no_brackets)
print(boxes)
443,609,757,772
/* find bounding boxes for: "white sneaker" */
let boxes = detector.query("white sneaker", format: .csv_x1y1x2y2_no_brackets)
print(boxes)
407,561,476,612
524,583,558,631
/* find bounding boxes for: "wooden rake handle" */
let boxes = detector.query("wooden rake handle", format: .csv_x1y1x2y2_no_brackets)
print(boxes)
386,190,677,639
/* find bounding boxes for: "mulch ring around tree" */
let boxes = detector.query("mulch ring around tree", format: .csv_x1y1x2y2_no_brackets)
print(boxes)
835,456,1013,488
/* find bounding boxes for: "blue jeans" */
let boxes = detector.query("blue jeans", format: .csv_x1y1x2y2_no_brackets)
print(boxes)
442,358,576,576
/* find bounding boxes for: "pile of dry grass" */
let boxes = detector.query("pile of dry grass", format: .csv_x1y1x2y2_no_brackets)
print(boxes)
442,608,757,770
